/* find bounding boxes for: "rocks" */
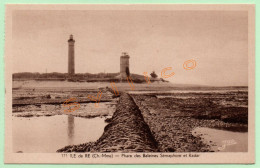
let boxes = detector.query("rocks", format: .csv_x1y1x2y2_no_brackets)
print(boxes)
104,117,112,123
131,94,247,152
46,94,51,99
58,91,248,153
57,93,158,153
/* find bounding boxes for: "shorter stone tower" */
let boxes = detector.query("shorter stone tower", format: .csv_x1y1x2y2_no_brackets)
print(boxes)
120,52,130,80
68,35,75,75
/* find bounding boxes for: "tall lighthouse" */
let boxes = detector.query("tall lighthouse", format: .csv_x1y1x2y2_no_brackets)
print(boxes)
68,34,75,75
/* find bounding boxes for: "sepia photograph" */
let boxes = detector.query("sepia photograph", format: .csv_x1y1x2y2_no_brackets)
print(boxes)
4,4,255,164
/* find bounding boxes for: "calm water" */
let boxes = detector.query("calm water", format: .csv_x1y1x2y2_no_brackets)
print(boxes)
13,115,107,153
192,127,248,152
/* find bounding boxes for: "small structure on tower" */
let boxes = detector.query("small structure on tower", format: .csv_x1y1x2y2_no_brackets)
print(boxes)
68,35,75,75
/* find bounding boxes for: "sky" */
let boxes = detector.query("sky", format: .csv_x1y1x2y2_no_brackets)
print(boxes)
12,10,248,86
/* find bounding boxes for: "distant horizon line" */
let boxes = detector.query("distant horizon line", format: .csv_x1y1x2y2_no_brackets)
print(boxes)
12,72,248,87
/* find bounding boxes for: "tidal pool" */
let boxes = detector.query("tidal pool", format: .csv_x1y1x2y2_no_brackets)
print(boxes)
12,115,107,153
192,127,248,152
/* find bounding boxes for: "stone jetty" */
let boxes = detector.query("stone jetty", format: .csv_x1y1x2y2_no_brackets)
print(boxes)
57,93,158,152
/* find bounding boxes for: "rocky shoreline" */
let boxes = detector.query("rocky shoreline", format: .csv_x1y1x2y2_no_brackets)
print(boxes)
131,94,247,152
57,93,158,152
57,91,248,153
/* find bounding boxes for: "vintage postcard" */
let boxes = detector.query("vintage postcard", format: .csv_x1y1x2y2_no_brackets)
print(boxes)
4,4,255,164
